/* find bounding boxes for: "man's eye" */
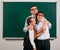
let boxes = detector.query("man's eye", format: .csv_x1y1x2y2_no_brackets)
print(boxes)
31,8,37,10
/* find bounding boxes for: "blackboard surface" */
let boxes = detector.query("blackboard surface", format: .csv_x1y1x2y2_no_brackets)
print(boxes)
3,2,56,39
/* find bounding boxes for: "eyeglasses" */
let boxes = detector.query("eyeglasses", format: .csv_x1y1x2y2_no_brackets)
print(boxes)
38,15,44,16
30,8,37,11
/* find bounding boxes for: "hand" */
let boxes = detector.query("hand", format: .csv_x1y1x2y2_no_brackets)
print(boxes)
43,29,46,33
28,25,33,30
33,48,37,50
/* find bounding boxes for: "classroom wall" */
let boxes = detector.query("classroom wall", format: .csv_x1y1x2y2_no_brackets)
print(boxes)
0,0,60,50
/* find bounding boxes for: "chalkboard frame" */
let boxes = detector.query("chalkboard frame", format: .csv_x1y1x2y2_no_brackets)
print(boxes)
3,2,57,40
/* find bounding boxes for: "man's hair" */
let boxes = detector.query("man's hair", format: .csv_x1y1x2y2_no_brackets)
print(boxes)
27,17,35,25
30,5,37,10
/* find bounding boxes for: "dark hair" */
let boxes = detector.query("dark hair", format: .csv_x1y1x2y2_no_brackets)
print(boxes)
30,5,37,10
27,17,35,25
36,11,45,16
36,11,45,24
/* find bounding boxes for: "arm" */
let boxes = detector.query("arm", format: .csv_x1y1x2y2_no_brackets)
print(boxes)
44,17,52,29
23,24,35,33
23,15,34,33
34,29,44,39
23,16,29,32
48,22,52,29
37,19,48,34
23,26,28,33
29,29,36,50
36,32,44,38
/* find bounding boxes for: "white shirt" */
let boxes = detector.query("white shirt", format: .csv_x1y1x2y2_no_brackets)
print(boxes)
36,19,52,40
29,29,36,48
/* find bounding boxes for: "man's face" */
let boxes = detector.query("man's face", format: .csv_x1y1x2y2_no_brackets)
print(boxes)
37,13,44,21
30,18,36,26
30,6,38,15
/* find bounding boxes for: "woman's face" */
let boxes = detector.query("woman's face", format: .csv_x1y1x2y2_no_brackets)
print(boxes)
30,18,36,26
37,13,44,21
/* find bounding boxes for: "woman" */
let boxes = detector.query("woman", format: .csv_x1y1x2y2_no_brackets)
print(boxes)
23,17,37,50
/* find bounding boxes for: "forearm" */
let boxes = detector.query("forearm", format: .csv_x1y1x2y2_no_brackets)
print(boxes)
23,26,28,32
23,16,29,32
34,29,45,39
36,31,43,38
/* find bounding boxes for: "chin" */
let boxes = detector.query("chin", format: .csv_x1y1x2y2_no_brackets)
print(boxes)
34,24,35,26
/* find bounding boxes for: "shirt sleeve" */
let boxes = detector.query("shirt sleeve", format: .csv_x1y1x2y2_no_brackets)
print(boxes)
23,26,28,32
23,16,30,32
44,17,52,29
48,22,52,29
29,29,36,48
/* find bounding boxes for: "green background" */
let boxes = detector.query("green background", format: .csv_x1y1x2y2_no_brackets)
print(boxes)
3,2,56,38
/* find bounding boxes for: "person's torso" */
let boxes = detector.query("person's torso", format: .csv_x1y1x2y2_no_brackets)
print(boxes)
36,19,50,40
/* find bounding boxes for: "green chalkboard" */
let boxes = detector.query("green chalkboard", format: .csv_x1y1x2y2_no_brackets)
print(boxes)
3,2,56,38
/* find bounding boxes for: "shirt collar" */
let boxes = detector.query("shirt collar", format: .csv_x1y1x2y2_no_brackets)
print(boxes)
31,15,35,17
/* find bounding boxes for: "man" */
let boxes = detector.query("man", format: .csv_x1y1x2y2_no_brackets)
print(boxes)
34,11,52,50
23,5,38,32
23,5,38,50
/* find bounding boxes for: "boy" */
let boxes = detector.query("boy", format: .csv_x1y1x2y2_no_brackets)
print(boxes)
34,11,52,50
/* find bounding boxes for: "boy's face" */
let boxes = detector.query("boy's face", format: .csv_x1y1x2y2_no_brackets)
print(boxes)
37,13,44,21
30,6,38,15
30,18,36,26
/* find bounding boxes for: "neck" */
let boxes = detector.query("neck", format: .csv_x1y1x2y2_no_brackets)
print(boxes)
38,20,41,24
32,14,35,16
37,19,43,24
32,13,37,15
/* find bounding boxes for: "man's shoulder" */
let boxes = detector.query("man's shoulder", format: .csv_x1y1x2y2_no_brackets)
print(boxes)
26,15,33,19
28,15,34,17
